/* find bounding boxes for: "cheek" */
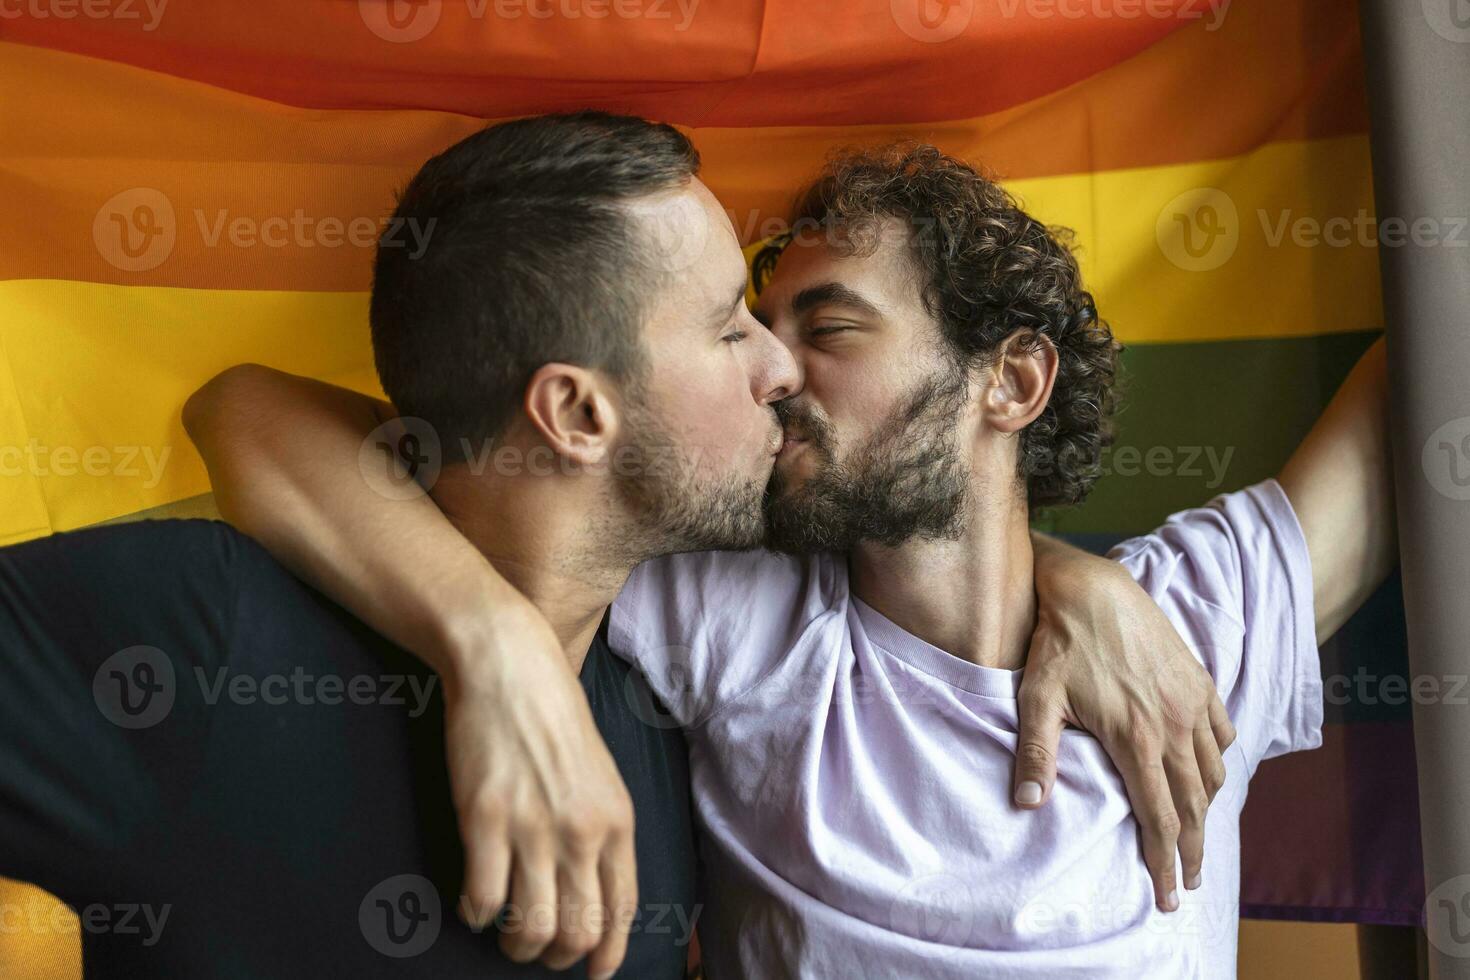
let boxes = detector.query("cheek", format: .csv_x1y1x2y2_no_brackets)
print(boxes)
801,362,867,445
652,350,768,467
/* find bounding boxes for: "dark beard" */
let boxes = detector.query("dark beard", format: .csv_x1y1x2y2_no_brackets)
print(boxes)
614,398,770,558
764,370,970,553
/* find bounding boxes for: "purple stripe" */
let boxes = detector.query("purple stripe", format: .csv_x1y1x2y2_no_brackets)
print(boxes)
1240,720,1424,923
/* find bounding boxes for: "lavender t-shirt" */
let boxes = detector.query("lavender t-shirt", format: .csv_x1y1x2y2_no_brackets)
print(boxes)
609,480,1322,978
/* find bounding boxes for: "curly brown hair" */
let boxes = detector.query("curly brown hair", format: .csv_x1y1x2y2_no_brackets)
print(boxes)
754,143,1121,512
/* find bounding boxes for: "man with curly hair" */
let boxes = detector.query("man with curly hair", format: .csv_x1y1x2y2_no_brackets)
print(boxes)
595,145,1386,976
180,119,1394,976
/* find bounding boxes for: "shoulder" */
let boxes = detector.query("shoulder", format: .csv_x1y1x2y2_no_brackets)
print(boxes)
1107,481,1321,762
0,519,335,636
1107,479,1309,631
0,519,255,606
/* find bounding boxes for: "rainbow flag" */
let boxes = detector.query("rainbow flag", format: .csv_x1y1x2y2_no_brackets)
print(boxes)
0,0,1421,971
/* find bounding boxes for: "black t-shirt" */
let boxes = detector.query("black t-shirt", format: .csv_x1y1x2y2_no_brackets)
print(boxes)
0,519,695,978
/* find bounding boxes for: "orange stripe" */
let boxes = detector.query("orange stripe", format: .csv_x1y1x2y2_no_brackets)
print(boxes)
703,0,1370,225
4,0,1197,125
0,0,1367,290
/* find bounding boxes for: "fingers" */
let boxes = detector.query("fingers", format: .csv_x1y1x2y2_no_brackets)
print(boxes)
493,802,637,976
499,838,558,964
1112,739,1181,913
1207,692,1237,753
1163,733,1209,895
458,819,511,930
587,830,639,980
1195,717,1228,807
1014,683,1068,808
538,858,604,971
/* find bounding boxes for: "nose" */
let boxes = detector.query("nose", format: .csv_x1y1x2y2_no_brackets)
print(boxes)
752,311,802,406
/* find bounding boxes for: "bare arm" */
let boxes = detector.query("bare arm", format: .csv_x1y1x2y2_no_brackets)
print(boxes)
185,366,529,670
184,365,636,979
1277,337,1395,644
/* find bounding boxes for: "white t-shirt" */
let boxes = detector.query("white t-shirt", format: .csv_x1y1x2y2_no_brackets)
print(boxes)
609,480,1322,978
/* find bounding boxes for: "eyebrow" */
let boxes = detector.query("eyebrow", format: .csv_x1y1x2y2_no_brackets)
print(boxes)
789,282,883,319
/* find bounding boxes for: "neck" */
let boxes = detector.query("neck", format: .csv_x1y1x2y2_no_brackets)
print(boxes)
431,462,634,673
847,482,1035,670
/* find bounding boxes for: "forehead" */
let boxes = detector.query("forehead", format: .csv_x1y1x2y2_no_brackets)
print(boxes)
629,179,745,301
756,217,924,315
624,178,739,262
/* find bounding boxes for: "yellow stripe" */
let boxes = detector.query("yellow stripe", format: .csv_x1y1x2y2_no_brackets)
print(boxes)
0,282,382,543
1008,134,1382,345
0,880,80,980
0,135,1382,540
0,318,52,546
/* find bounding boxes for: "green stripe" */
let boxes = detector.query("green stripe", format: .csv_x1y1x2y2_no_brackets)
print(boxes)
1036,330,1383,535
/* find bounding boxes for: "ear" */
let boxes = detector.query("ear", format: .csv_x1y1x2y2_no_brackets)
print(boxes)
982,330,1059,434
521,363,621,466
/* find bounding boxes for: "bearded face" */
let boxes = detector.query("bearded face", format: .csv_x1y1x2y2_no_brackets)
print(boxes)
764,366,972,554
613,393,772,557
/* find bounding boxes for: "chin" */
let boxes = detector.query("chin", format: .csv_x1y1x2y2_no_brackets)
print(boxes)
777,455,816,489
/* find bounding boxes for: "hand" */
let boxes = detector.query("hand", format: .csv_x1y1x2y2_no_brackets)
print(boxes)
1019,536,1236,913
443,604,637,979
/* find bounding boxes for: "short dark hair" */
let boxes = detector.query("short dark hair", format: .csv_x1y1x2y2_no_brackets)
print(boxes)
756,143,1121,511
370,111,700,461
